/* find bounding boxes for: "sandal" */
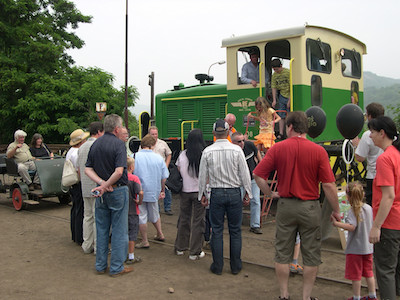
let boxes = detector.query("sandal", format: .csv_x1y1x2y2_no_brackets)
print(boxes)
154,235,165,242
135,242,150,249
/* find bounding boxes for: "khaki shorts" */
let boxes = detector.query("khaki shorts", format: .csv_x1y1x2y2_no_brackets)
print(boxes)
274,197,322,266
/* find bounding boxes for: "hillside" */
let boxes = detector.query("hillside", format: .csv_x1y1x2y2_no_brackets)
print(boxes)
363,71,400,117
364,71,400,88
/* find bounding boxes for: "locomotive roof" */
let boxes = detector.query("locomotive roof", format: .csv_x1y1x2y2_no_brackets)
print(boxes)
221,25,366,53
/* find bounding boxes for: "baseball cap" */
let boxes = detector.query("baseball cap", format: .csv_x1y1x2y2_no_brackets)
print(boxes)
213,119,229,132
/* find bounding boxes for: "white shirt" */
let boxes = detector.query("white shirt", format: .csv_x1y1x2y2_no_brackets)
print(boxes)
66,147,79,171
355,130,383,179
198,139,252,200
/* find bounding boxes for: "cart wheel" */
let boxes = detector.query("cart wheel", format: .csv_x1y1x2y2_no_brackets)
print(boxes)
58,194,71,205
12,187,26,211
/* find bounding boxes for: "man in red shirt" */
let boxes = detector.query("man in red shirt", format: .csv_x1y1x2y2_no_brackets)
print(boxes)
253,111,340,300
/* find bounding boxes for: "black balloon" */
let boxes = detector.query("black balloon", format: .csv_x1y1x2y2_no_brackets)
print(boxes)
306,106,326,138
336,104,364,139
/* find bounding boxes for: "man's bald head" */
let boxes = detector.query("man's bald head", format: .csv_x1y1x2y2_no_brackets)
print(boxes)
225,113,236,129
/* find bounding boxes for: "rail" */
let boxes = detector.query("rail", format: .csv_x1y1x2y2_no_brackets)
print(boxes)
289,58,294,111
258,61,264,97
180,120,198,150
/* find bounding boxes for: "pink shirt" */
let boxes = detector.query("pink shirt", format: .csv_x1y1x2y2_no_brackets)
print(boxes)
176,150,199,193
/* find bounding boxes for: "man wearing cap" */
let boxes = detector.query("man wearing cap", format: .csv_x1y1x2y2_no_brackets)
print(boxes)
213,113,237,143
77,122,104,254
198,119,252,275
85,114,132,277
66,128,90,245
7,129,40,191
240,49,269,87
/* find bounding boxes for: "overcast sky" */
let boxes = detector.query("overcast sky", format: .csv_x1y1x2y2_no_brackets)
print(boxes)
68,0,400,112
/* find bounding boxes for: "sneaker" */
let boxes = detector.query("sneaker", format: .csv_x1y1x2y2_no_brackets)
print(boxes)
289,263,303,273
189,251,205,260
361,297,377,300
165,210,173,216
125,256,142,264
250,227,263,234
175,250,184,256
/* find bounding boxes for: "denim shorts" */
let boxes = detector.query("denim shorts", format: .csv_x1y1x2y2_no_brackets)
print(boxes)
128,214,139,241
276,94,289,118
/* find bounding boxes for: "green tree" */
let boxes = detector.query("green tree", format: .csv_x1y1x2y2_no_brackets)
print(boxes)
0,0,140,144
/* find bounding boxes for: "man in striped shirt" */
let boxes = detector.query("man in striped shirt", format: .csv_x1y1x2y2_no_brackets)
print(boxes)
199,119,252,276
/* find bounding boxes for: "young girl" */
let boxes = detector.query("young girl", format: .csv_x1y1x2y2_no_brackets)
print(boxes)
332,181,377,300
247,96,281,152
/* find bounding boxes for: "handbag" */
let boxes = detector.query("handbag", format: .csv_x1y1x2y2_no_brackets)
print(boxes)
61,159,79,187
165,163,183,194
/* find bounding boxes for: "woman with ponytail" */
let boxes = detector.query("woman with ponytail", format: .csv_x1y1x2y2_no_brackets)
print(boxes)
367,116,400,300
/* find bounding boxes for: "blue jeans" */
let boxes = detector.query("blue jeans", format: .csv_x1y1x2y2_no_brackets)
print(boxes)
163,187,172,212
95,186,129,275
241,179,261,228
250,179,261,228
209,188,242,274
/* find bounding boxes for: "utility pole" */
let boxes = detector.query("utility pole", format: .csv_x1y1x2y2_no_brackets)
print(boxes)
124,0,129,130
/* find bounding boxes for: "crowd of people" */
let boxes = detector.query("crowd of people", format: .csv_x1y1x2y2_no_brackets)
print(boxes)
6,97,400,299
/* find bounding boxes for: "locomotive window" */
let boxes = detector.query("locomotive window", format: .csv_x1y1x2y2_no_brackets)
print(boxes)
311,75,322,107
341,49,361,78
237,46,261,85
306,39,331,73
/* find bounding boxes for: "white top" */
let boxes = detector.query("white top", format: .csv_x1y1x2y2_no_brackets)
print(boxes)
66,147,79,171
355,130,383,179
198,139,252,200
345,203,374,255
176,150,199,193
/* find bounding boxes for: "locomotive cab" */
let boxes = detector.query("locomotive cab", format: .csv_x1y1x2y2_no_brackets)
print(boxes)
222,25,366,142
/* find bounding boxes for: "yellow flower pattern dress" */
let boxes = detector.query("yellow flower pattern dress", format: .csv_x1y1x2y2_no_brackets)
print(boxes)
254,108,276,149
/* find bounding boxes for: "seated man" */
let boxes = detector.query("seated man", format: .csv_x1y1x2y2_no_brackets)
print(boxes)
240,49,269,87
7,130,40,191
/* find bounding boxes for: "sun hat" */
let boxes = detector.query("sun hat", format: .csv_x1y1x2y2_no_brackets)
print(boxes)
213,119,229,132
69,129,90,146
